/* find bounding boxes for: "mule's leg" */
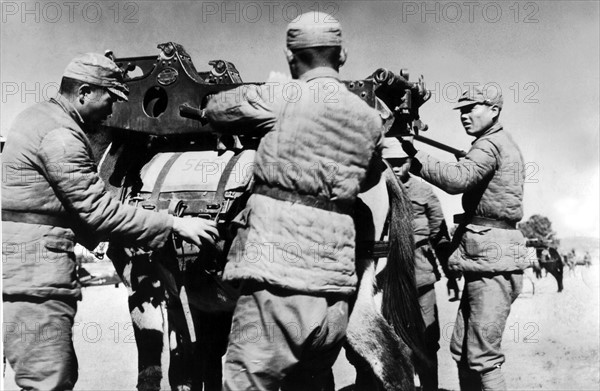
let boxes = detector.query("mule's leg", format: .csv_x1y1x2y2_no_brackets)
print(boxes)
554,263,564,292
129,295,168,391
345,342,385,390
193,310,233,391
109,246,169,391
166,301,194,390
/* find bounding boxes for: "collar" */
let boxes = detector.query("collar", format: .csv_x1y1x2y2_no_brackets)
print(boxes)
473,121,502,143
299,67,340,82
51,94,85,125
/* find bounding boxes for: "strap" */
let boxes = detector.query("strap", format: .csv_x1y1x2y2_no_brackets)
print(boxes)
213,151,244,204
453,214,516,230
415,238,429,248
2,210,73,229
144,152,183,209
356,240,390,259
253,183,353,215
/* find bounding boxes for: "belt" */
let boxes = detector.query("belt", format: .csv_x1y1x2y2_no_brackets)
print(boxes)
415,238,429,248
253,183,354,215
454,214,516,230
356,240,390,259
2,210,73,229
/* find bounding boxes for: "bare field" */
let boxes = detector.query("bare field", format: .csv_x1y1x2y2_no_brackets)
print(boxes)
4,262,599,390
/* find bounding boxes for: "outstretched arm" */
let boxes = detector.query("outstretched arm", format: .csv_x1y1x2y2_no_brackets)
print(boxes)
205,84,277,135
404,139,497,195
39,128,219,250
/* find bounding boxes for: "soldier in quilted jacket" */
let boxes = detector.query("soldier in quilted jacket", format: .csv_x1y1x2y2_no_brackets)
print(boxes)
403,86,530,391
206,11,384,391
2,53,219,390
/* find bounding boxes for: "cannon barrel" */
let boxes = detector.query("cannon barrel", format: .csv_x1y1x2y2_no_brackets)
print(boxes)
413,134,467,158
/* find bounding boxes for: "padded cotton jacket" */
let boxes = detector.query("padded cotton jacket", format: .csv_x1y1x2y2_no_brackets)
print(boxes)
2,97,173,298
206,68,383,295
413,123,530,272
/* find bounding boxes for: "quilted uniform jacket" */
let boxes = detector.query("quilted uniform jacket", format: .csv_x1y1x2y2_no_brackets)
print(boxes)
2,97,173,299
413,122,530,273
206,68,383,295
403,175,449,287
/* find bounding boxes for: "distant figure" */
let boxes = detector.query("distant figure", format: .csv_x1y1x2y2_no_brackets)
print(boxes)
583,251,592,267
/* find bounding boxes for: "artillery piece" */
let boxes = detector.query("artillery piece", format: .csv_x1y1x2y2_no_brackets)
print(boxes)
98,41,433,238
103,42,429,137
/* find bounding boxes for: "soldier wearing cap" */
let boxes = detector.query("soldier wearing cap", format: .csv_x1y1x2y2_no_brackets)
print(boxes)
402,86,528,390
205,11,383,390
2,53,219,390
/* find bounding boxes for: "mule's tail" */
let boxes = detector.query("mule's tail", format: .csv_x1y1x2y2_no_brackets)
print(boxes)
379,169,428,365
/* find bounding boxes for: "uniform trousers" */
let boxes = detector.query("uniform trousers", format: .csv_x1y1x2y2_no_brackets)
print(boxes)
450,272,523,390
416,284,440,391
223,285,348,391
3,296,78,391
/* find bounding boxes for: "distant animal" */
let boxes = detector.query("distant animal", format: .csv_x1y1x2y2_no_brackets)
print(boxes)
534,248,564,292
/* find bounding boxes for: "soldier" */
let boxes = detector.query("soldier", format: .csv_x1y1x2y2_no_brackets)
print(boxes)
402,86,528,390
2,53,219,390
205,11,383,390
382,137,456,391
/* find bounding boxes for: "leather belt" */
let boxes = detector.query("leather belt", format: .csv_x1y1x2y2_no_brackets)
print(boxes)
253,183,353,215
415,238,429,248
2,210,72,229
454,214,516,230
356,240,390,259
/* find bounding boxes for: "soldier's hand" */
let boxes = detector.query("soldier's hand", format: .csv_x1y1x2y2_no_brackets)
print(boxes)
172,217,220,247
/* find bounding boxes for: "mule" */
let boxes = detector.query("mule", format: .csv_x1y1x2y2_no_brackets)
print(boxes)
536,248,564,292
345,162,426,391
100,143,421,390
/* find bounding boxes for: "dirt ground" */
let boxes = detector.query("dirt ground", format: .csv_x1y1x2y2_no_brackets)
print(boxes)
4,260,599,390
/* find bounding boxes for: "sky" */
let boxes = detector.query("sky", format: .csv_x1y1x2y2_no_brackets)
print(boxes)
1,0,599,238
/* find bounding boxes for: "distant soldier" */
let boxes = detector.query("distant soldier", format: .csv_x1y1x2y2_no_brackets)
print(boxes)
583,251,592,266
403,86,528,390
383,137,456,391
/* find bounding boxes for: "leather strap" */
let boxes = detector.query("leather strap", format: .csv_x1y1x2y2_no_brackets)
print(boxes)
415,238,429,248
454,214,517,230
144,152,183,209
214,151,243,204
253,183,353,215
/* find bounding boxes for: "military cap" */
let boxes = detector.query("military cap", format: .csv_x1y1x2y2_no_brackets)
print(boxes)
63,53,129,101
286,11,342,50
453,85,503,110
382,137,409,159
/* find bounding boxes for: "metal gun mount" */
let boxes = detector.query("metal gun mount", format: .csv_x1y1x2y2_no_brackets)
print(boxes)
105,42,246,135
104,42,377,136
370,67,431,136
102,42,467,159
